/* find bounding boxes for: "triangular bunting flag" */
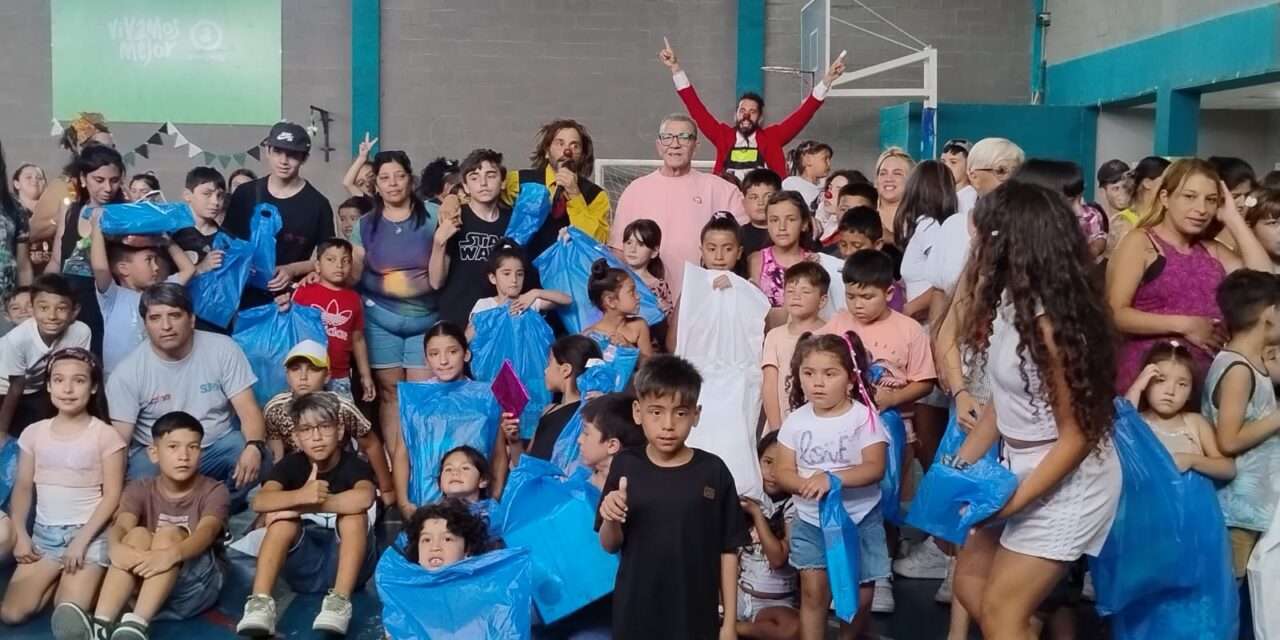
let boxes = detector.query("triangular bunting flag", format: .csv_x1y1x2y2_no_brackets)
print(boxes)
159,122,171,134
123,152,135,165
187,143,203,158
50,118,64,137
233,153,246,165
218,155,232,169
202,151,216,164
174,131,189,149
146,132,163,145
247,147,261,161
135,144,150,159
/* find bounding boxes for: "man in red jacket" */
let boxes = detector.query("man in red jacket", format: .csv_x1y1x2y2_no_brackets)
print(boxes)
659,41,846,180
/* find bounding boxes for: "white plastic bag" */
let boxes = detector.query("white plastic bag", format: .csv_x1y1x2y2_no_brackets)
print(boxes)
1248,502,1280,639
815,253,847,320
676,264,770,502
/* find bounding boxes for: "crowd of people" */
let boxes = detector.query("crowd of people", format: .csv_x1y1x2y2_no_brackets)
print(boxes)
0,40,1278,640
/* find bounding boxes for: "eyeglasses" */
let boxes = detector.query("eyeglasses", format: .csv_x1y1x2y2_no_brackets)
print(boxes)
294,422,339,437
973,166,1014,178
658,132,696,146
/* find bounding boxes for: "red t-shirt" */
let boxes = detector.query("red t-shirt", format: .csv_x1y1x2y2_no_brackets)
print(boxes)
292,283,364,378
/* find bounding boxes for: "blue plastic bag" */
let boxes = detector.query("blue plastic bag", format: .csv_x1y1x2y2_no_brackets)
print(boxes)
231,303,327,406
492,457,618,623
376,545,534,640
399,380,501,507
506,182,552,246
878,409,908,525
1091,399,1237,639
532,227,664,332
820,473,863,623
246,202,283,290
0,437,19,509
469,304,555,440
934,408,999,464
549,355,638,475
99,201,194,236
905,450,1017,545
188,232,254,328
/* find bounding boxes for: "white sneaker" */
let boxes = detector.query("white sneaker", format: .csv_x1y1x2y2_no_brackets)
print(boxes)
872,578,896,613
236,594,277,637
313,590,353,634
893,537,949,579
935,558,956,604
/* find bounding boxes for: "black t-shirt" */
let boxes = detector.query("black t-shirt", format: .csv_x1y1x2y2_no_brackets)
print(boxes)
173,225,220,266
267,449,374,494
436,203,512,326
595,448,749,640
526,401,581,461
224,177,335,308
741,224,773,258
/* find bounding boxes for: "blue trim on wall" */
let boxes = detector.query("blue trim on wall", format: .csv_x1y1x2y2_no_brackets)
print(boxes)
1045,3,1280,107
879,103,922,155
351,0,380,157
1154,87,1200,156
736,0,765,98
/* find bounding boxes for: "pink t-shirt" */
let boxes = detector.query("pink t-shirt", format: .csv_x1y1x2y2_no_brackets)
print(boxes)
611,169,746,296
820,310,936,387
18,417,125,525
762,324,806,423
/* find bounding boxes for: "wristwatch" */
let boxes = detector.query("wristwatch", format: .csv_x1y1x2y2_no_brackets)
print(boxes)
245,439,268,456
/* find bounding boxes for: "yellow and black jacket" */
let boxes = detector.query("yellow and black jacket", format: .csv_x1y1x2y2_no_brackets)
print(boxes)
502,166,611,249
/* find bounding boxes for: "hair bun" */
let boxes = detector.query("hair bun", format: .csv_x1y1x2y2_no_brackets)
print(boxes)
589,258,610,279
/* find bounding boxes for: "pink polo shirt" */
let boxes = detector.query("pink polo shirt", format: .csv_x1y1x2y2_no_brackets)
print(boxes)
611,169,746,296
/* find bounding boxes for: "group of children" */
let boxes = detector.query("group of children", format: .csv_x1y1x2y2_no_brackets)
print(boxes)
1,125,1279,640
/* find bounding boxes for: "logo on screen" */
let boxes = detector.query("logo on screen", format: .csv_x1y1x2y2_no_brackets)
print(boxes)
189,20,223,51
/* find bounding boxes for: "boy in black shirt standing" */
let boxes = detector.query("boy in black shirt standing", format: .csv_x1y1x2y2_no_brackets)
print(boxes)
429,148,513,327
597,355,749,640
235,392,376,637
223,121,335,310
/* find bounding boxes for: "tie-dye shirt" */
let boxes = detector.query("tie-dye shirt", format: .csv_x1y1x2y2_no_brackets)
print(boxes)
352,210,438,317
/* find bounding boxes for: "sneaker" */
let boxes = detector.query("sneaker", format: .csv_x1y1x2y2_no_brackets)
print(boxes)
871,578,896,614
51,603,93,640
110,621,148,640
236,594,277,637
313,590,353,634
893,537,949,579
935,558,956,604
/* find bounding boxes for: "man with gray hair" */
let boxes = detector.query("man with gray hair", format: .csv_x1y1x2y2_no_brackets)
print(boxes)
610,113,746,296
106,283,270,509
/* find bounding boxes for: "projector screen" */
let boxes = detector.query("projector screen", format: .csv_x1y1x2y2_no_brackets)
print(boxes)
51,0,282,125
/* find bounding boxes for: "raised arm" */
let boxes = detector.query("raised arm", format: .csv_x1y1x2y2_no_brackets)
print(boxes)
765,54,846,143
659,40,733,142
342,134,377,198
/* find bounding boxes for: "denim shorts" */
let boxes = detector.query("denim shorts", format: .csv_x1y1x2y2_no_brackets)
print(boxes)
281,522,376,595
154,550,223,621
327,376,354,402
789,506,891,583
32,522,109,567
363,299,436,370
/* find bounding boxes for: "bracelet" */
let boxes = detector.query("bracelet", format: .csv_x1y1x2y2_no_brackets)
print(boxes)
939,454,973,471
951,388,970,400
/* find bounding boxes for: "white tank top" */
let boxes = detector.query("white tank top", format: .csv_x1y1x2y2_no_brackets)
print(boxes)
986,301,1059,441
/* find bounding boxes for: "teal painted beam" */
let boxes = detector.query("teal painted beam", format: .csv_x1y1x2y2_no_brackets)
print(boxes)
351,0,380,156
1045,3,1280,107
1154,87,1200,157
1029,0,1045,101
736,0,765,98
879,103,921,155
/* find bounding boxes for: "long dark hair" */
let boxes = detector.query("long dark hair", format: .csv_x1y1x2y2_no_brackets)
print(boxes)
437,445,493,500
70,145,125,206
44,347,110,423
959,181,1116,450
368,150,428,238
417,157,459,202
530,119,595,177
622,219,665,279
1137,340,1197,413
424,321,473,379
0,142,20,226
787,331,877,412
893,160,956,249
1013,159,1085,201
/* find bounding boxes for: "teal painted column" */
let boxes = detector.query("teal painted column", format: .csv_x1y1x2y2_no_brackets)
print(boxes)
351,0,380,156
736,0,765,97
1029,0,1045,102
1154,86,1199,157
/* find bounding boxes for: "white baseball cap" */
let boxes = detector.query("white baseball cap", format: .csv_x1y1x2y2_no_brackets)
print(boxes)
283,339,328,368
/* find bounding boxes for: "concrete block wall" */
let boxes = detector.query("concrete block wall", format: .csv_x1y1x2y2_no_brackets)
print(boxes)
764,0,1031,176
0,0,352,205
1043,0,1276,63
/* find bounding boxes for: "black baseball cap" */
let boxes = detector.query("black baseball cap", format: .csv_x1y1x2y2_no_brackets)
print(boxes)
263,121,311,153
1097,159,1131,186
